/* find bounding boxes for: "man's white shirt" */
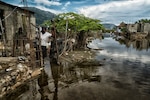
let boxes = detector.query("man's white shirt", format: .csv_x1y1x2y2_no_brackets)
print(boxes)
40,32,52,48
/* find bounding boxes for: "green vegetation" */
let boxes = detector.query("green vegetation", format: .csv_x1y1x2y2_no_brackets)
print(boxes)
135,19,150,24
42,12,104,34
42,12,104,49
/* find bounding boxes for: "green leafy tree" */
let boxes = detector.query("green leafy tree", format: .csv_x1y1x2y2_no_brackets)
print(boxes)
135,19,150,24
43,12,104,34
43,12,104,50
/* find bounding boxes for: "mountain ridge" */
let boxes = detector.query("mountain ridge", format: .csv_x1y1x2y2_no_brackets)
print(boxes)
23,7,56,25
102,23,116,30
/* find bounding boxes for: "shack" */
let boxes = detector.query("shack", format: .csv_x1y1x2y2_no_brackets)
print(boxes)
0,1,36,56
0,1,43,98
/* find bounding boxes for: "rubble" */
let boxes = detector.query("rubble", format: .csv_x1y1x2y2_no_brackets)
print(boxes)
59,50,104,67
0,57,42,98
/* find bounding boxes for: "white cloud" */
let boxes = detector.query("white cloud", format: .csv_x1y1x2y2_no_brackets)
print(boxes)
34,0,61,6
62,1,71,11
9,0,150,25
77,0,150,25
64,1,71,7
33,5,62,14
15,0,62,14
73,0,90,4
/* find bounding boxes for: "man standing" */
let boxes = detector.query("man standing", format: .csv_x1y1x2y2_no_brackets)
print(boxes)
40,27,52,59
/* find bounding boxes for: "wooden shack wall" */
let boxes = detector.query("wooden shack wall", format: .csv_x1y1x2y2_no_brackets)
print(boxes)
0,3,36,48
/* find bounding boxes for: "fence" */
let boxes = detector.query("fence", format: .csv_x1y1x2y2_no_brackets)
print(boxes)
0,37,43,68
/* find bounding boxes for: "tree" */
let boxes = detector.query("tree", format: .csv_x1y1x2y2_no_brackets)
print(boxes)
43,12,104,50
43,12,104,35
135,19,150,24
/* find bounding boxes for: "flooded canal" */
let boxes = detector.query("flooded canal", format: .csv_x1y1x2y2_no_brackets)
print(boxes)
2,36,150,100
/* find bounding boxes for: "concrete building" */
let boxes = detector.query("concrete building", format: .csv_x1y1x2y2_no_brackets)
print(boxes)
127,23,139,33
143,23,150,34
127,23,150,34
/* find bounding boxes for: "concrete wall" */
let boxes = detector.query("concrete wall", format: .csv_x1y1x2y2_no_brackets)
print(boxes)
143,23,150,34
127,23,150,34
127,24,138,33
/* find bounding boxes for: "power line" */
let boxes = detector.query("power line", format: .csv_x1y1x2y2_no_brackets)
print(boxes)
22,0,28,7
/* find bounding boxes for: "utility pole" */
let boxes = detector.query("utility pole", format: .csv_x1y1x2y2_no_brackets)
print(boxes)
22,0,28,7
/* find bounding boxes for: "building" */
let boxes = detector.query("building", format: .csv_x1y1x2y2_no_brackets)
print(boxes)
127,23,139,33
0,2,44,98
0,1,36,51
143,23,150,34
127,23,150,34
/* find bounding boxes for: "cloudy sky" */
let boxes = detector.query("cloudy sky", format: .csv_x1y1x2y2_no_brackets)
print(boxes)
3,0,150,25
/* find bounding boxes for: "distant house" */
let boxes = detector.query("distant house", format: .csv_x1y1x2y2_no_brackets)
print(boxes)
127,23,139,33
115,26,121,33
115,22,127,33
119,22,127,28
126,22,150,34
0,1,36,47
143,23,150,34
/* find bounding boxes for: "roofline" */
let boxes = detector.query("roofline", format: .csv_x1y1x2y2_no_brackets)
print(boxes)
0,1,34,14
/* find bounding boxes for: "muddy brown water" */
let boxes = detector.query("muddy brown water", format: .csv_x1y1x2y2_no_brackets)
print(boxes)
2,36,150,100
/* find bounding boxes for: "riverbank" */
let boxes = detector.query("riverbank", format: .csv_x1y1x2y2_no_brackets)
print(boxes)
58,50,104,67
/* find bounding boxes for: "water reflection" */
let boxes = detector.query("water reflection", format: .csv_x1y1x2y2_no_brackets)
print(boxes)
38,70,50,100
116,37,150,51
51,63,59,100
52,60,150,100
95,37,150,63
38,62,62,100
2,36,150,100
95,37,150,96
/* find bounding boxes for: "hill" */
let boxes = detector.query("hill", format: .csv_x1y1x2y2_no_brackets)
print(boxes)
24,7,56,25
102,23,116,30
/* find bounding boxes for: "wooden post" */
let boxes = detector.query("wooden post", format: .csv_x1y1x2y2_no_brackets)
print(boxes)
0,18,6,56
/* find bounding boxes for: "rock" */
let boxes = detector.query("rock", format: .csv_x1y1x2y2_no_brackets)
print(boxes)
5,75,11,82
17,63,25,72
18,56,27,62
11,71,18,76
1,87,6,93
0,65,2,70
0,78,5,84
65,52,68,55
6,86,11,91
27,70,32,76
5,67,13,72
8,63,15,67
